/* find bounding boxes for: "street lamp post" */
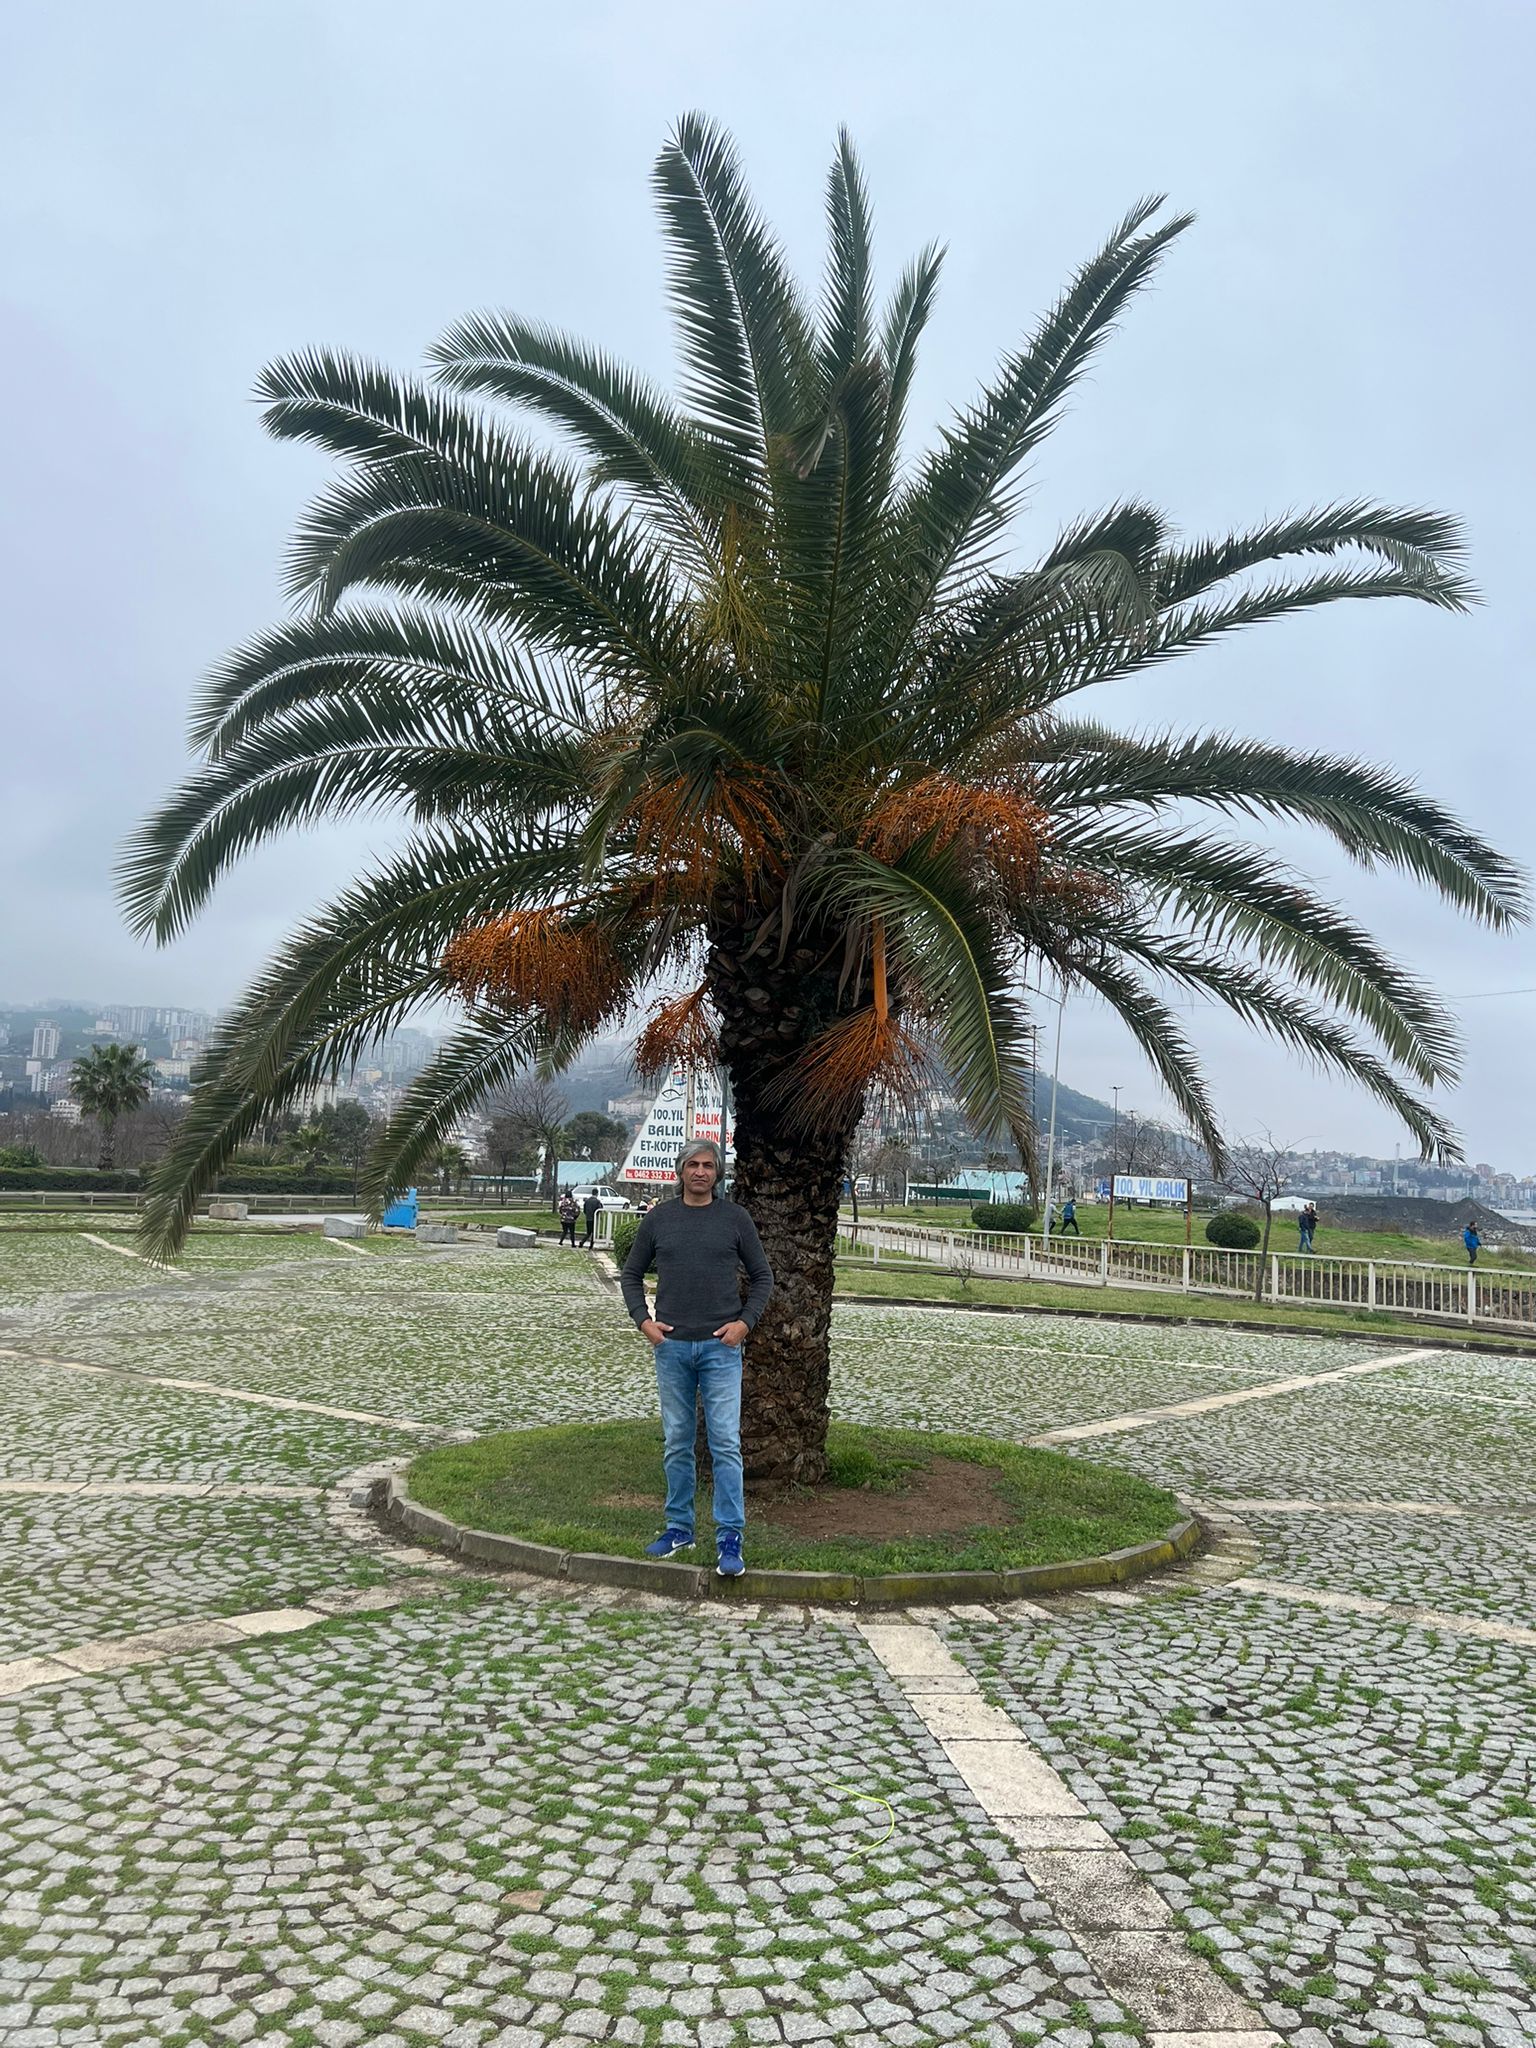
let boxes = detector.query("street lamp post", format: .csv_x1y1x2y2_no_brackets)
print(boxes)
1040,994,1065,1245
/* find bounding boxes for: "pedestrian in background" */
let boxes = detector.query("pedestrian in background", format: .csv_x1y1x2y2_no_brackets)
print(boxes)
1298,1202,1318,1253
557,1191,579,1246
1464,1222,1482,1266
581,1191,601,1248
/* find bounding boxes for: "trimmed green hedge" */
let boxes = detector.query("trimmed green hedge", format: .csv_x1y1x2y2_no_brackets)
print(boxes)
0,1166,361,1195
1205,1209,1261,1249
0,1166,142,1191
611,1214,641,1266
972,1202,1037,1233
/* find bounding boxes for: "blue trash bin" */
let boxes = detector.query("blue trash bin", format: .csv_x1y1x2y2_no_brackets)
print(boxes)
382,1188,419,1229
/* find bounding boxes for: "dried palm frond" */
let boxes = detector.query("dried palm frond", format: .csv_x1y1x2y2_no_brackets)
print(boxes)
764,1003,938,1136
624,772,786,891
635,985,720,1077
441,909,628,1034
863,773,1049,890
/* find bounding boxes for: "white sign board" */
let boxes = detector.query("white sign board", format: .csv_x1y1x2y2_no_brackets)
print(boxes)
1112,1175,1188,1202
618,1064,734,1185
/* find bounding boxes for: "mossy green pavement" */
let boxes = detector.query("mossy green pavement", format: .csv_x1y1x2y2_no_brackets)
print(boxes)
406,1417,1183,1575
834,1260,1536,1351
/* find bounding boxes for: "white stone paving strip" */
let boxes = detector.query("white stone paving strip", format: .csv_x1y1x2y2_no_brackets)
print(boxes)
1231,1575,1536,1648
1029,1346,1437,1445
0,1345,439,1434
858,1620,1282,2046
1198,1496,1466,1517
0,1584,449,1699
79,1230,191,1276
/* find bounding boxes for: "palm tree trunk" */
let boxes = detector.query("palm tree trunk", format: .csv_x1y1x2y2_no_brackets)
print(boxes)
709,930,863,1490
97,1116,116,1174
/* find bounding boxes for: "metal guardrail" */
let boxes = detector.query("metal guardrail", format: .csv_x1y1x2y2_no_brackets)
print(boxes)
836,1220,1536,1334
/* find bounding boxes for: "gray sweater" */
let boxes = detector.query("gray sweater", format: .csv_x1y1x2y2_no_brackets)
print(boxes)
619,1198,774,1342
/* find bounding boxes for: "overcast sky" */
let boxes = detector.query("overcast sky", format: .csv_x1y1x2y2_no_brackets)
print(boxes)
3,0,1531,1166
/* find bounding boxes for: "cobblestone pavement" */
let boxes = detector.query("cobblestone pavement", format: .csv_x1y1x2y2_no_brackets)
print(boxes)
0,1231,1532,2046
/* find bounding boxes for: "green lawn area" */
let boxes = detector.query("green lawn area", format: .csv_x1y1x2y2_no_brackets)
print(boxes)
426,1207,555,1230
407,1418,1183,1574
833,1260,1536,1352
846,1201,1533,1271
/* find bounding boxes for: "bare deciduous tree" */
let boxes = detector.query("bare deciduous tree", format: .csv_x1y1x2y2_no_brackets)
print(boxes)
487,1079,571,1206
1218,1134,1298,1300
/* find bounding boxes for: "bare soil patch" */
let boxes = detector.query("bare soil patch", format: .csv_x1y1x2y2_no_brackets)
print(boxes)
758,1456,1011,1540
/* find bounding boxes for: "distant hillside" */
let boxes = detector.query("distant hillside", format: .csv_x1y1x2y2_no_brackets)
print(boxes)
1029,1075,1117,1141
553,1040,644,1117
553,1038,1125,1140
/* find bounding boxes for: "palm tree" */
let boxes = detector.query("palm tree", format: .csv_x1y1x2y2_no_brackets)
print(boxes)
429,1141,472,1195
122,118,1524,1485
284,1123,331,1171
70,1044,156,1171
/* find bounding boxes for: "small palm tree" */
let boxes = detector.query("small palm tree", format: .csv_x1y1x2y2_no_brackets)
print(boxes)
70,1044,155,1171
430,1141,472,1195
284,1123,331,1170
124,118,1524,1483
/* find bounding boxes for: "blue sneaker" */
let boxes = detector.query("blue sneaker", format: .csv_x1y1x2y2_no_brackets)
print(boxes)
644,1528,694,1559
716,1530,745,1578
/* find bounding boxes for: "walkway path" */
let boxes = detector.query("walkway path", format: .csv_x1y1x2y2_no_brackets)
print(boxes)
0,1225,1533,2047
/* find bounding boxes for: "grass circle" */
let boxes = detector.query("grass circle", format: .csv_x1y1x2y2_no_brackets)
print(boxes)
407,1419,1183,1576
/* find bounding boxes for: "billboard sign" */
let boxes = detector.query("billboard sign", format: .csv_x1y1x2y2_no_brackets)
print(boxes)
1112,1175,1188,1202
617,1064,734,1185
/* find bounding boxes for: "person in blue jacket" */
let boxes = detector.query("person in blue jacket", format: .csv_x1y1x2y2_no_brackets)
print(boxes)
1464,1223,1481,1266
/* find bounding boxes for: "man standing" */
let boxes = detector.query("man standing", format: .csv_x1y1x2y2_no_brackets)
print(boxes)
1464,1222,1481,1266
1298,1202,1318,1253
619,1138,774,1578
1059,1197,1080,1236
580,1189,601,1248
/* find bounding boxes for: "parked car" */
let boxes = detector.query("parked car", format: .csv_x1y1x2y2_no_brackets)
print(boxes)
570,1187,631,1212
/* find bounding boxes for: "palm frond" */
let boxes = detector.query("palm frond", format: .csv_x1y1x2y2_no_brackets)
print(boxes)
284,442,692,689
653,113,815,472
1060,950,1224,1164
120,689,588,942
359,1010,563,1214
876,242,943,489
818,127,874,383
1156,502,1468,605
427,310,727,557
813,844,1034,1146
256,349,490,469
894,197,1193,622
188,606,591,761
1040,724,1528,928
1063,825,1460,1083
1090,926,1462,1162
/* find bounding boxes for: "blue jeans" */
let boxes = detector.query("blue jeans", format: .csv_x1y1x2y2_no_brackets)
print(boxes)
653,1339,745,1538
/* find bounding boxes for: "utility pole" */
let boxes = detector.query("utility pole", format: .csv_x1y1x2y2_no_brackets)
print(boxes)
1040,991,1065,1244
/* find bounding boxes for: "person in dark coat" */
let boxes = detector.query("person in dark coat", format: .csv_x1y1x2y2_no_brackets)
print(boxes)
581,1191,601,1248
557,1192,579,1246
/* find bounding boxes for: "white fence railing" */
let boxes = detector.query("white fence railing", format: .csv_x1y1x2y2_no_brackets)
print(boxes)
836,1221,1536,1335
0,1191,553,1216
